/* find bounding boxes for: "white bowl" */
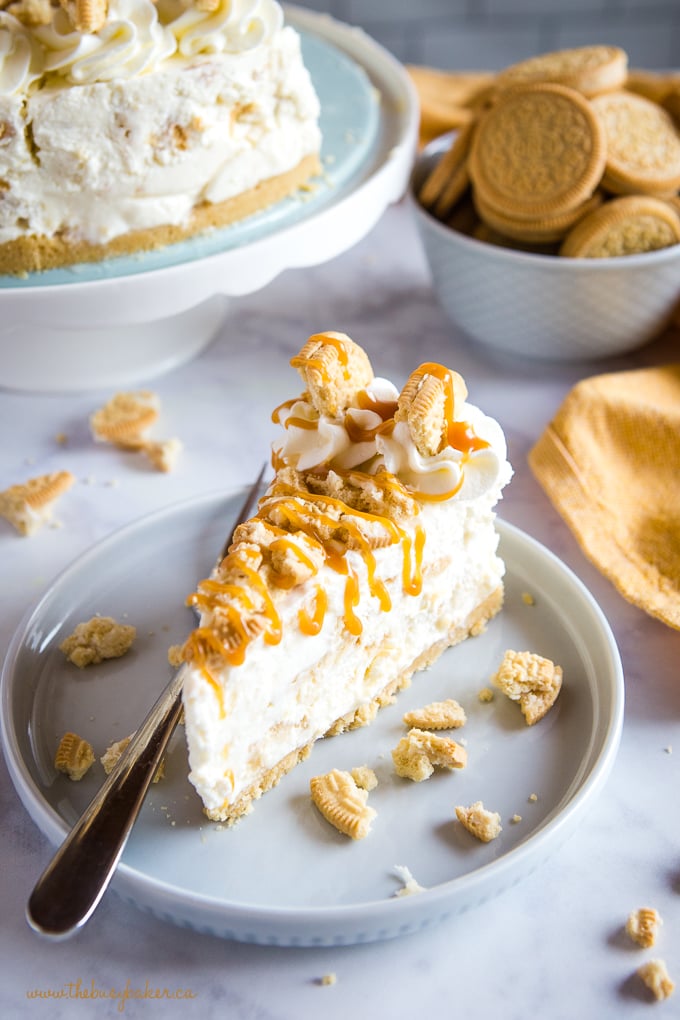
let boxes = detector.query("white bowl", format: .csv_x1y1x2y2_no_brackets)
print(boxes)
409,134,680,362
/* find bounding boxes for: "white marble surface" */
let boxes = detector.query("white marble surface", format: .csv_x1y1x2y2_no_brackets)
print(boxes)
1,200,679,1019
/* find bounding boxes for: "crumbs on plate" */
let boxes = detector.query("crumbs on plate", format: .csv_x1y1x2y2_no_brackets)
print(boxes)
59,616,136,668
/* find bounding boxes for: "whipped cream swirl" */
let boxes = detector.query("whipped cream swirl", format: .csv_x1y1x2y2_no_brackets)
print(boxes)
159,0,283,58
0,12,44,95
275,379,400,474
275,379,508,503
376,407,507,502
35,0,177,84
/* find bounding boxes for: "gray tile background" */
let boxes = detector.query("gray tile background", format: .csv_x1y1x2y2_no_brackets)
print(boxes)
291,0,680,70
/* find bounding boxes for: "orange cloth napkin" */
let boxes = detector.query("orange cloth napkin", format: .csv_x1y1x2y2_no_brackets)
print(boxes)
529,365,680,630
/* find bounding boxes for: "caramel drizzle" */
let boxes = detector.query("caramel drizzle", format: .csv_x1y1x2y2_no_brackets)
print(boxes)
187,580,255,615
298,585,328,636
412,362,490,456
271,397,297,424
357,388,399,420
290,332,350,383
402,525,426,596
262,492,396,610
269,534,318,590
183,629,229,717
184,479,426,669
344,569,362,636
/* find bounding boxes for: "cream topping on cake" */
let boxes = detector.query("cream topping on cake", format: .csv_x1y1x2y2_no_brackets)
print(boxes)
273,344,507,501
181,333,512,821
34,0,177,83
0,11,43,93
0,0,320,247
1,0,286,91
183,333,511,697
160,0,283,58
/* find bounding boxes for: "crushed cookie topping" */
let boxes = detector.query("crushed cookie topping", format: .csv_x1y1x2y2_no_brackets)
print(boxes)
182,333,505,695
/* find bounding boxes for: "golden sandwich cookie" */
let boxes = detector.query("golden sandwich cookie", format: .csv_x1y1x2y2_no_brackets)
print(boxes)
473,188,603,244
591,91,680,196
560,195,680,257
469,83,606,220
494,44,628,98
419,120,477,219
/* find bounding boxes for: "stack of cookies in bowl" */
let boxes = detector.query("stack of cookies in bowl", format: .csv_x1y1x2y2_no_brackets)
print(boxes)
409,45,680,361
419,45,680,258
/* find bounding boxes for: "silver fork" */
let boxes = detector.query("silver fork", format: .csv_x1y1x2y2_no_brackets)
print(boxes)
26,464,266,939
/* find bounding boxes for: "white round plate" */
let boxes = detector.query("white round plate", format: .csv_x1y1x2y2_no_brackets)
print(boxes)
0,6,419,392
2,489,624,946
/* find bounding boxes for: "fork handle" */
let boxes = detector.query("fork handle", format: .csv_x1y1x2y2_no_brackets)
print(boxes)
26,666,187,938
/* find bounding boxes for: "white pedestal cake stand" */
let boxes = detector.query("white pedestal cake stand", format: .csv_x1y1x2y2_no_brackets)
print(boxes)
0,6,419,393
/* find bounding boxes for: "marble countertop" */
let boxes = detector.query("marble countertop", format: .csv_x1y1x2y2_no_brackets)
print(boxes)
1,200,679,1019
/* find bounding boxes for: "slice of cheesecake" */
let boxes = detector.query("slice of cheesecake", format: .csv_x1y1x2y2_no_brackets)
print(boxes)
181,332,512,822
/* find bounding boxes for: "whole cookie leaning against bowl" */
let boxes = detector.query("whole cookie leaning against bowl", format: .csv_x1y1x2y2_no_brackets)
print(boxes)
591,91,680,197
419,119,476,220
494,44,628,98
560,195,680,257
469,83,606,220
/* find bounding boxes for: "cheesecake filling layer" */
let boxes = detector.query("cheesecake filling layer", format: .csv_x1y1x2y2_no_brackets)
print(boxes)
181,334,513,822
0,0,321,247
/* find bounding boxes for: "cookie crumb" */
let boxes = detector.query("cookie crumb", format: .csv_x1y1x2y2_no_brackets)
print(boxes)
310,769,376,840
626,907,662,948
392,728,467,781
393,864,427,897
510,814,522,824
319,973,337,987
478,687,494,703
455,801,502,842
350,765,378,791
528,792,538,802
491,649,562,725
637,959,675,1001
54,732,95,781
521,591,535,605
0,470,75,536
403,698,466,730
59,616,136,667
167,644,185,668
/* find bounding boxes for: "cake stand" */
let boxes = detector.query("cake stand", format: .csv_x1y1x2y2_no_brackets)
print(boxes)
0,6,419,393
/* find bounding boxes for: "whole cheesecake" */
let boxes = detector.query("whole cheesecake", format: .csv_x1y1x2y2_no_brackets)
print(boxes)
180,332,513,822
0,0,321,273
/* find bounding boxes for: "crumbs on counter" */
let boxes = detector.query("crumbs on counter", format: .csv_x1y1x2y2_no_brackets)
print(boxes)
89,390,182,472
0,470,75,536
626,908,663,949
637,959,675,1002
59,615,136,668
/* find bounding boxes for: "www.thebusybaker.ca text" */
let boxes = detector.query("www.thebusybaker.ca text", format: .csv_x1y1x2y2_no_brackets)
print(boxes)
26,978,196,1012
